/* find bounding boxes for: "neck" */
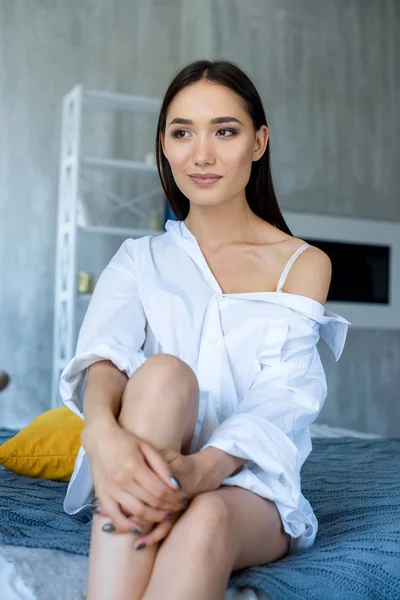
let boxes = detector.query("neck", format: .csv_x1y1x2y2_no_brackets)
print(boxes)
183,197,259,249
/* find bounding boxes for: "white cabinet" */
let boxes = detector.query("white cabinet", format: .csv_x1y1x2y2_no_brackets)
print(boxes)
52,86,166,407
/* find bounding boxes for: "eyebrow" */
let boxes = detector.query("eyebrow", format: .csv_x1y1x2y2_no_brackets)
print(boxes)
167,116,244,127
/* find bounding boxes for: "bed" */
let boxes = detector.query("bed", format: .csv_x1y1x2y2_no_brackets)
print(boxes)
1,423,399,600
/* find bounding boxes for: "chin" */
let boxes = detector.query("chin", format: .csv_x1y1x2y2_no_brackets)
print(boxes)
189,195,223,206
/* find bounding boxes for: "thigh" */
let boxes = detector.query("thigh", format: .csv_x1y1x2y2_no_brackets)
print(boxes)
213,485,291,570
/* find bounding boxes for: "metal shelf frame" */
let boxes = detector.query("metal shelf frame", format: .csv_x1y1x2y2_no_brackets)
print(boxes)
51,85,164,408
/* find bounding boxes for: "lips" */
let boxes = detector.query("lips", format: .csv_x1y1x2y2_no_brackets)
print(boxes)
189,173,222,178
189,175,222,185
189,175,222,179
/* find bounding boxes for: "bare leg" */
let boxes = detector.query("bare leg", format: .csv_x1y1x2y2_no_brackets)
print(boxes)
86,354,199,600
142,492,233,600
141,487,291,600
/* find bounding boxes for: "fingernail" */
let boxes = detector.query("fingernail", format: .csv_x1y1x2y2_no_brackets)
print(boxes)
169,476,182,489
135,543,146,550
92,506,101,514
102,523,115,533
181,499,189,509
164,513,173,521
131,528,143,535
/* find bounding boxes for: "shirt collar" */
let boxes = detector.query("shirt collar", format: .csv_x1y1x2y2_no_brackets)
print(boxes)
164,219,351,361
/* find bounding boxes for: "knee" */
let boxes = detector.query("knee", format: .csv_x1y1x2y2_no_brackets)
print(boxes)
123,354,199,404
173,492,233,555
141,353,198,389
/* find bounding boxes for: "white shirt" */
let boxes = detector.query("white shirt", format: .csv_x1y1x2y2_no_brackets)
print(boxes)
60,218,351,554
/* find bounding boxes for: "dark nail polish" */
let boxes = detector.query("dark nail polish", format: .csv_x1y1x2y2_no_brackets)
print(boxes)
102,523,115,533
92,506,101,514
164,513,173,521
169,476,182,489
181,499,189,509
136,543,146,550
131,528,143,535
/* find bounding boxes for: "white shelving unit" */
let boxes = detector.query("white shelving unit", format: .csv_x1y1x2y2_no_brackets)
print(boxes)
51,86,166,408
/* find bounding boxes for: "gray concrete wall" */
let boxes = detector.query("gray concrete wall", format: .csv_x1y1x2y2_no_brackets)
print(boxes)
210,0,400,436
0,0,184,427
1,0,399,436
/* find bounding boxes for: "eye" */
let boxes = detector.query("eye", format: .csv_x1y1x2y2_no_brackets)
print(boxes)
172,130,190,139
217,128,238,137
171,128,238,139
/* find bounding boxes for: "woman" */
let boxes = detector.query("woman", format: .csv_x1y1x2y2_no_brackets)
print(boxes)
60,59,350,600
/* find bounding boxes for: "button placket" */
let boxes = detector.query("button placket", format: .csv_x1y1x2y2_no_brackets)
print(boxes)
196,296,223,414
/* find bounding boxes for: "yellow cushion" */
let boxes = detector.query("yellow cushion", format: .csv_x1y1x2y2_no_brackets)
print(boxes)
0,406,84,482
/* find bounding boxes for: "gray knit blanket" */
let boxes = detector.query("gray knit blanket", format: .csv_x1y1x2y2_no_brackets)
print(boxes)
0,428,399,600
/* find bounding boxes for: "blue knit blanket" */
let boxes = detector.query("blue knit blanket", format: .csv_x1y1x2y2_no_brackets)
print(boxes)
1,428,399,600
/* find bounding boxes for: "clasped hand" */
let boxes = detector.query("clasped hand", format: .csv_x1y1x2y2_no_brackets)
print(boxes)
84,423,213,547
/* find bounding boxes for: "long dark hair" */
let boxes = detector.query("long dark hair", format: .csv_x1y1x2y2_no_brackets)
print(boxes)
155,59,292,236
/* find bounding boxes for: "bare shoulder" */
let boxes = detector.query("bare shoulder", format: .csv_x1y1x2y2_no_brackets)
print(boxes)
281,239,332,305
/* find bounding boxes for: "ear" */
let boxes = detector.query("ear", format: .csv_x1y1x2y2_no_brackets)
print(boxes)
253,125,269,162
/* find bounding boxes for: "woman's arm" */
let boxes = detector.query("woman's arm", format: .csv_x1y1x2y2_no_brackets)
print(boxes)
81,360,128,452
59,239,148,419
192,446,246,490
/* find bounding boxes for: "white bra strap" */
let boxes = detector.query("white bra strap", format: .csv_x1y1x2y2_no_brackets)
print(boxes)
276,243,311,292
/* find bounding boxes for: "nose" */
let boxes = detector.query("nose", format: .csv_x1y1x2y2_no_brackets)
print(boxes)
192,133,216,166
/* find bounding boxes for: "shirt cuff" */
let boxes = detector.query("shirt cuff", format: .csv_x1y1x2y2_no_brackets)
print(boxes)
59,343,147,418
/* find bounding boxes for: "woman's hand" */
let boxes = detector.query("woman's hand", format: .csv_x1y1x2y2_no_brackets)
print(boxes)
158,448,220,498
82,421,188,534
133,448,220,548
131,504,184,550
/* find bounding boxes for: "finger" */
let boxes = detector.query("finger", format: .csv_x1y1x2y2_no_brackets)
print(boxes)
129,517,154,535
116,489,169,524
132,465,186,512
134,519,175,549
140,441,186,496
139,442,187,500
120,454,184,510
124,475,184,513
118,499,156,533
96,496,139,534
158,448,178,462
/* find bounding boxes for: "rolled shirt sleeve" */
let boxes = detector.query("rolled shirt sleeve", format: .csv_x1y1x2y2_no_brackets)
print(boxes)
59,239,147,419
199,319,340,540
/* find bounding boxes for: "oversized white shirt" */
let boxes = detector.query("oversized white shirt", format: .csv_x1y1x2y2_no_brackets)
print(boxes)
60,218,350,554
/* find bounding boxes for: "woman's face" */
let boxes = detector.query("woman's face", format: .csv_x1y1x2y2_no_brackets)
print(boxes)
160,80,269,208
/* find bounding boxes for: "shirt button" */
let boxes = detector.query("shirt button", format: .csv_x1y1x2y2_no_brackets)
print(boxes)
208,337,218,345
